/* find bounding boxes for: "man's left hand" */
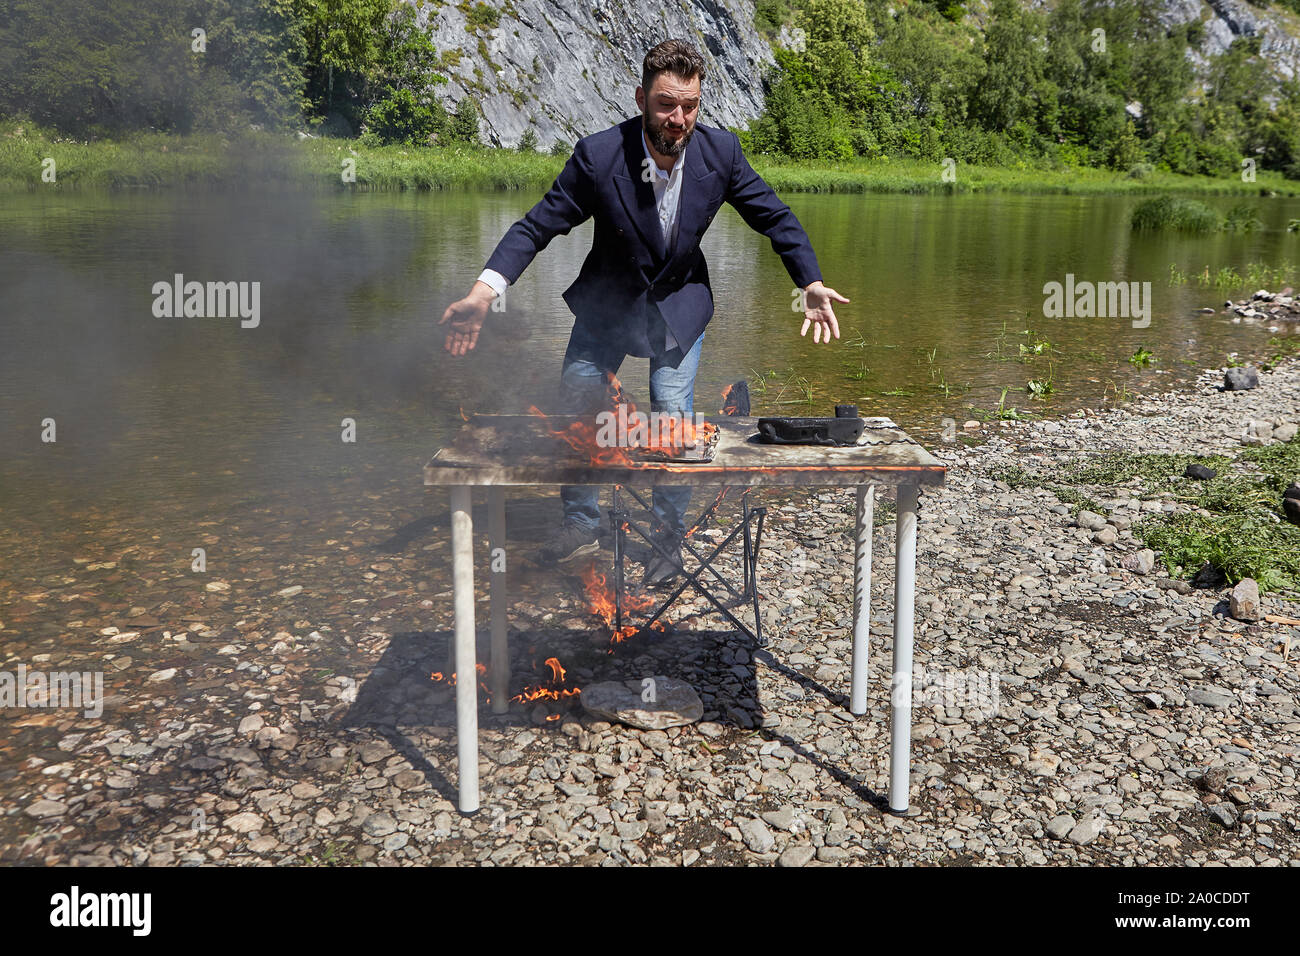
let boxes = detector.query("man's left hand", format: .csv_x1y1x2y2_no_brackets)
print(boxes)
800,280,849,344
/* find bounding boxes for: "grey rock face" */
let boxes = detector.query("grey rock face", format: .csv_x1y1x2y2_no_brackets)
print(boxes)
405,0,1300,151
411,0,779,148
1209,803,1239,828
778,844,815,867
1159,0,1300,84
1076,510,1108,531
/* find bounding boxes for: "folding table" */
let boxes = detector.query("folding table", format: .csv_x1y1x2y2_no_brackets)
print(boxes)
424,415,946,815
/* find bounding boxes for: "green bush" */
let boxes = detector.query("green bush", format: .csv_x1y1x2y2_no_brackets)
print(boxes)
465,3,500,32
1223,202,1263,232
1130,196,1221,233
364,89,447,145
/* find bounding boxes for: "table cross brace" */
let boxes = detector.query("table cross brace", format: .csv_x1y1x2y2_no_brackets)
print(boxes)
610,485,767,646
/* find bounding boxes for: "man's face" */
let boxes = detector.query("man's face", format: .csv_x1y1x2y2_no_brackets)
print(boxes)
638,72,700,157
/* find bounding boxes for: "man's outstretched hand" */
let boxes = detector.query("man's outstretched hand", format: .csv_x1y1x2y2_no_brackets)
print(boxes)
440,281,496,356
800,280,850,344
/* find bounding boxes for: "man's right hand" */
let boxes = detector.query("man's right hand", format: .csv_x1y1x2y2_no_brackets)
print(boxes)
440,281,496,356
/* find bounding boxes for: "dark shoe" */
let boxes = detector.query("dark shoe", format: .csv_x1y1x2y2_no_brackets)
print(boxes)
644,535,684,586
536,522,600,564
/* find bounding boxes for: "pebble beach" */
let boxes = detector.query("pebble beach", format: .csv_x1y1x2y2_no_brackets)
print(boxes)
4,290,1300,867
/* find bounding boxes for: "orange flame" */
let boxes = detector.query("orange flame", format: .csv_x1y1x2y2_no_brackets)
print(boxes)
529,372,716,464
528,404,639,467
511,656,582,704
430,662,486,687
430,663,492,703
578,560,666,648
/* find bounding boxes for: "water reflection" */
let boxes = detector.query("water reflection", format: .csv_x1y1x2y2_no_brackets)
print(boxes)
1,188,1296,518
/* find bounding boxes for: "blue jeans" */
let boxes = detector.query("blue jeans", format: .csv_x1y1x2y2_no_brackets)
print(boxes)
559,329,704,538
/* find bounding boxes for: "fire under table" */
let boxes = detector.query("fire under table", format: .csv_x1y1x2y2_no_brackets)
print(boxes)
424,414,946,815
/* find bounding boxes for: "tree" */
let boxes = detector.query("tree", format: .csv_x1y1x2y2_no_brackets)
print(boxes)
364,87,442,144
359,2,448,145
1253,80,1300,178
295,0,390,131
971,0,1047,133
0,0,308,134
797,0,874,112
450,96,479,144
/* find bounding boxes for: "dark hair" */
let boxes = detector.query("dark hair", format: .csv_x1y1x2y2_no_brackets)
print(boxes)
641,39,706,98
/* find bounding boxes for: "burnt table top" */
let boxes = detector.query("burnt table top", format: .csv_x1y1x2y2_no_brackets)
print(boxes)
424,415,947,488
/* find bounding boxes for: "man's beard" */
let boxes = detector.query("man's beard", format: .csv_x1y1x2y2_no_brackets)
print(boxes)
643,111,694,157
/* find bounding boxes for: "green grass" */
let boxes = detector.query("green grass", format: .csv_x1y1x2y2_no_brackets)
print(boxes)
5,118,1299,195
0,119,564,191
1129,346,1155,368
994,441,1300,592
1223,202,1265,232
968,386,1033,421
987,464,1099,515
751,155,1300,197
1168,260,1297,293
1136,512,1300,593
302,840,360,867
1026,363,1055,397
1130,196,1223,232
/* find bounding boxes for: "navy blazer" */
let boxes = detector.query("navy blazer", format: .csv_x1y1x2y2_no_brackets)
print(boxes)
483,116,823,357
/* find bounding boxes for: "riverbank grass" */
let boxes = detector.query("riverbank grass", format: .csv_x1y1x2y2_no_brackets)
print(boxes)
4,120,1298,195
993,441,1300,593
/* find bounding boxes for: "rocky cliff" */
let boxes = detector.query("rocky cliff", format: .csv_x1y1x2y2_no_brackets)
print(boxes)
1159,0,1300,83
412,0,779,148
416,0,1300,149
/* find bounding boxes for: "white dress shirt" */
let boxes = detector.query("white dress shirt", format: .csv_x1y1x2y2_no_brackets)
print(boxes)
477,128,687,351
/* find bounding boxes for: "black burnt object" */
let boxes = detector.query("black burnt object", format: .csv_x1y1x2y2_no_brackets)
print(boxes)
722,380,751,416
757,404,865,446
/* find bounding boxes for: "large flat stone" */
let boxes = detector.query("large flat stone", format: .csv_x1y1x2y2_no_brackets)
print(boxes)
581,676,703,730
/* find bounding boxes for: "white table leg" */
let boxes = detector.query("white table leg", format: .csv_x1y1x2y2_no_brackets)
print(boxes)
488,487,509,715
450,486,480,813
889,482,919,814
850,483,874,715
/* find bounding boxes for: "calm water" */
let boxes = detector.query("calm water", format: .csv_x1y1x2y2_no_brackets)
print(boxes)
2,188,1298,517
